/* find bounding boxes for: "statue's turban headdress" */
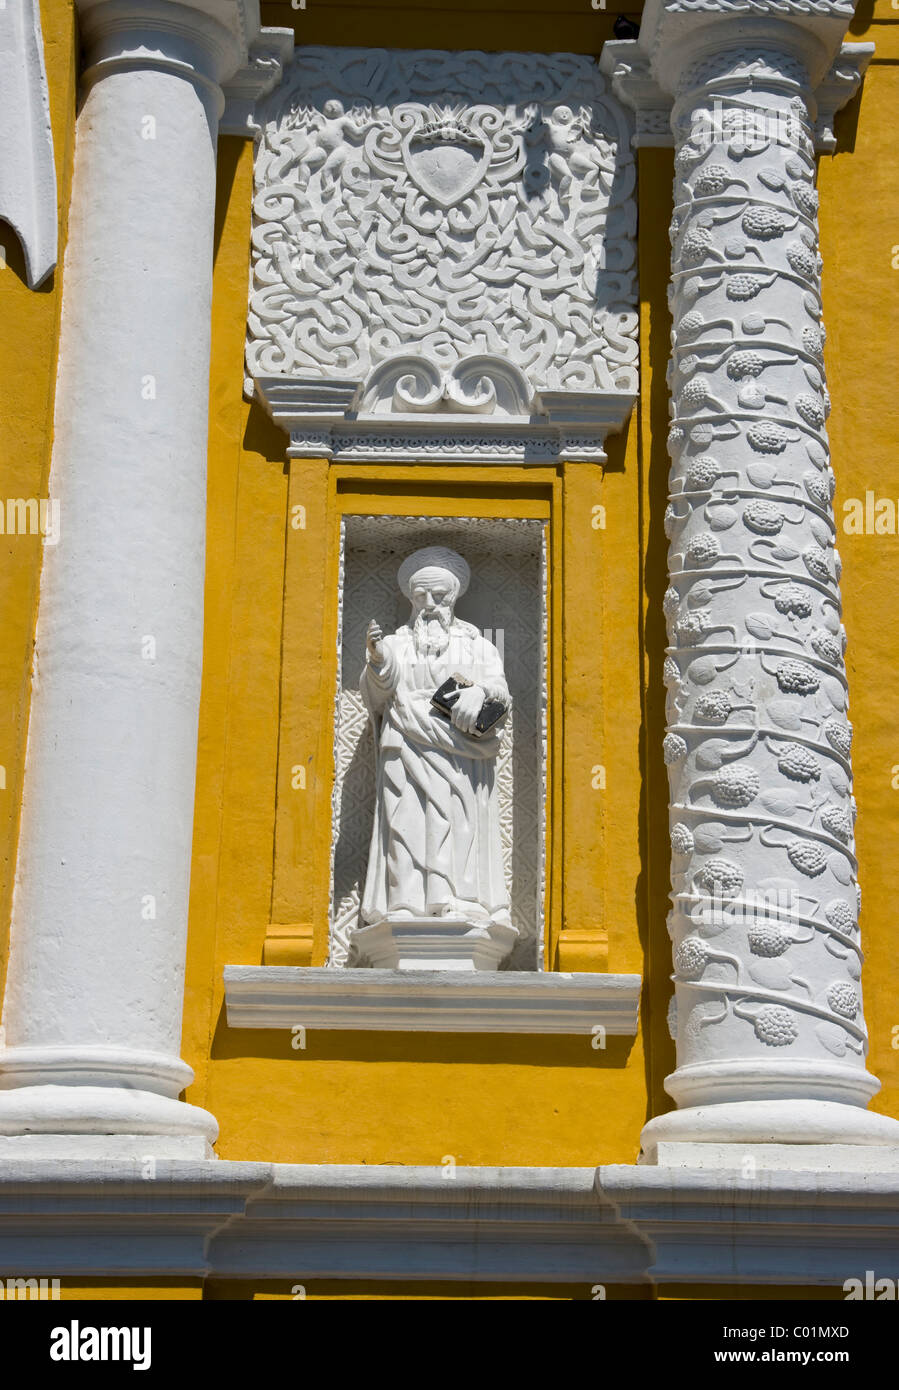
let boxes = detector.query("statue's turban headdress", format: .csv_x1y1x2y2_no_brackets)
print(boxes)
398,546,471,600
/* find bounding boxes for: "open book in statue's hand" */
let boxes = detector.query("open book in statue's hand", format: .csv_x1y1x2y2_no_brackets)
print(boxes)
430,673,507,738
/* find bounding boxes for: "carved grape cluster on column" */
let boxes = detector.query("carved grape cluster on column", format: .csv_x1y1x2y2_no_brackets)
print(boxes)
662,46,868,1094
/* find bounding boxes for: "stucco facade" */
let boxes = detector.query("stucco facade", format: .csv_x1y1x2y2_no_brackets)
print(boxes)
0,0,898,1302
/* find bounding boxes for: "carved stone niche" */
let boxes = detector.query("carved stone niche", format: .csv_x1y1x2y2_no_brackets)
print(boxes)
247,46,639,461
331,516,546,971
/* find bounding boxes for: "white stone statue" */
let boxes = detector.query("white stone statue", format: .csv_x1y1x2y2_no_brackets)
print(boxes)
351,545,517,970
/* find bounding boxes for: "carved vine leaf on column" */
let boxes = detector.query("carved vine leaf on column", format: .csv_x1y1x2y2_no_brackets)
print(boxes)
663,48,866,1072
248,47,638,401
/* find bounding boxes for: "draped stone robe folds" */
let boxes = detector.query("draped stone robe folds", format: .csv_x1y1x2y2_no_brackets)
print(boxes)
359,621,512,927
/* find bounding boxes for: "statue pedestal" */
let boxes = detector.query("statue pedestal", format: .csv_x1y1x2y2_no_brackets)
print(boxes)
349,917,518,972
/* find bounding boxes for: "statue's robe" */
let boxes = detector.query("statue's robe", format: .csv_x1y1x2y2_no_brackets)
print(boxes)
359,621,511,926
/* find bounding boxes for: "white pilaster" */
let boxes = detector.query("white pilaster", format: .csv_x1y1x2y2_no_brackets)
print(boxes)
0,0,274,1158
0,0,57,287
605,0,899,1160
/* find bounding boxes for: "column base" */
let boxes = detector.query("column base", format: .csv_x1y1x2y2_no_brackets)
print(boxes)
0,1132,214,1160
650,1141,899,1172
0,1049,218,1159
664,1058,881,1111
639,1099,899,1166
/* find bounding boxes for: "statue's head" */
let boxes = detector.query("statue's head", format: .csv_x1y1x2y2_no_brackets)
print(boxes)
399,546,470,612
398,546,470,653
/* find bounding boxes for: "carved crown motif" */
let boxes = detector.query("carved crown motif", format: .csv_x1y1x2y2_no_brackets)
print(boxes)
415,105,483,148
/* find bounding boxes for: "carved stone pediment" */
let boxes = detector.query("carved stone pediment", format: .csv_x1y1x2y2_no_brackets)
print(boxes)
247,46,639,461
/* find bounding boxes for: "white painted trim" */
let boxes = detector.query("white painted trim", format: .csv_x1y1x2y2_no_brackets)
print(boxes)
599,1163,899,1286
220,28,294,136
254,374,636,464
2,1158,899,1285
814,44,875,151
223,966,642,1035
0,0,58,287
0,1162,651,1282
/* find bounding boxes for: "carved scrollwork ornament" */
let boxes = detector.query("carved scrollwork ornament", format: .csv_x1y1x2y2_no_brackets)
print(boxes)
247,46,640,436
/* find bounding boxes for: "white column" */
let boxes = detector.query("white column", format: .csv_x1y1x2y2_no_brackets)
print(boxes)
0,0,260,1157
606,1,899,1161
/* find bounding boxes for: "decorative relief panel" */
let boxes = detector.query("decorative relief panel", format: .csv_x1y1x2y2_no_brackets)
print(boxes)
248,46,638,459
330,516,546,971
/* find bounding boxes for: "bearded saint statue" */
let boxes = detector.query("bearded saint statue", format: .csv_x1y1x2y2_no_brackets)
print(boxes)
356,546,515,956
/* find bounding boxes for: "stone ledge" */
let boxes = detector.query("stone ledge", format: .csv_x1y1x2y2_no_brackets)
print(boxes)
222,966,642,1035
598,1163,899,1286
0,1161,649,1282
1,1159,899,1284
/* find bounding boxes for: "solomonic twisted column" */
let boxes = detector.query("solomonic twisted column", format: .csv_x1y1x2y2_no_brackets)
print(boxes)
606,1,899,1160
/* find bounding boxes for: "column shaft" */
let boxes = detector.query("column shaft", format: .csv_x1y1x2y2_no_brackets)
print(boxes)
643,37,899,1155
0,7,243,1155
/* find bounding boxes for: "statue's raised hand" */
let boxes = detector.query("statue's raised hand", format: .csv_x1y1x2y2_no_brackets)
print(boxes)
366,618,385,665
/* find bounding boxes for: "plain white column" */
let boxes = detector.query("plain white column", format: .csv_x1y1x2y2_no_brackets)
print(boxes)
0,0,259,1157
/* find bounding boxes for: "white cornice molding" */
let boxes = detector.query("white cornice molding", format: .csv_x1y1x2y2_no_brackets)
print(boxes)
598,49,673,149
253,373,636,465
0,1162,651,1283
0,1160,268,1278
0,0,57,288
220,28,294,136
814,42,874,150
225,1165,647,1282
223,966,643,1035
599,1164,899,1285
3,1158,899,1284
635,0,855,90
77,0,260,49
600,0,872,151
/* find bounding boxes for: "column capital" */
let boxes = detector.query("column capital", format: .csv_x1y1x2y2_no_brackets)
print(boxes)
600,0,872,151
75,0,271,93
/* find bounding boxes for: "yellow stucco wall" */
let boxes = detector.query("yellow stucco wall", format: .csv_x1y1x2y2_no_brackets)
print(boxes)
179,0,899,1176
182,129,653,1168
817,28,899,1128
0,0,897,1299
